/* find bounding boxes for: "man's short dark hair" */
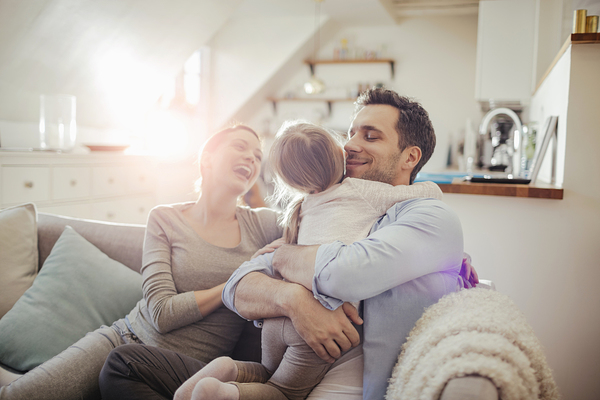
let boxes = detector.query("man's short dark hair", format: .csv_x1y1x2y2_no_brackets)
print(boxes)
354,88,436,184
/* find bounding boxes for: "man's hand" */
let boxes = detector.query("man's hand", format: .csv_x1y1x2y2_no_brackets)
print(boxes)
288,286,363,363
460,255,479,288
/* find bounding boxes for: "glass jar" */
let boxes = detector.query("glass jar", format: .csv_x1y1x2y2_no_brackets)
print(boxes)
39,94,77,151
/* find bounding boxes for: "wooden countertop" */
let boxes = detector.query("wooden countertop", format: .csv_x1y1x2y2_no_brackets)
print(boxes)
439,180,563,199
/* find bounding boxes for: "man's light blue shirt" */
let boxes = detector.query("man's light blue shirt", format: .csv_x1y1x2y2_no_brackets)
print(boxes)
223,197,464,400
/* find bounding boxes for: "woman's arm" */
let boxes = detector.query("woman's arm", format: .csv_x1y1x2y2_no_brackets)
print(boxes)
193,283,226,317
142,208,213,334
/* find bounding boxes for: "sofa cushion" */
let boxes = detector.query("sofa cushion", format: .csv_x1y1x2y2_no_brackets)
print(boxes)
0,226,143,372
0,203,38,319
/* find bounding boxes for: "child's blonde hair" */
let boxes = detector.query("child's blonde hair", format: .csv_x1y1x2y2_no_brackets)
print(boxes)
269,120,345,244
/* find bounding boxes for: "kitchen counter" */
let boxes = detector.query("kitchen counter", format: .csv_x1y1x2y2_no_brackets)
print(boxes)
416,172,564,200
438,180,563,199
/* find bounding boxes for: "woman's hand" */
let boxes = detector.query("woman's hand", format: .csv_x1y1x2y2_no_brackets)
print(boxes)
251,237,286,259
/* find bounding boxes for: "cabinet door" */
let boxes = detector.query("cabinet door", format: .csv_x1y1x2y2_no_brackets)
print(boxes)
52,166,92,200
120,196,156,224
91,196,155,224
38,203,92,219
91,200,124,222
2,166,50,205
92,166,127,197
475,0,536,102
128,164,155,193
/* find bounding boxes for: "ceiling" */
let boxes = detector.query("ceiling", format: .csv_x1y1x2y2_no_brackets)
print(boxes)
380,0,480,19
231,0,395,24
229,0,479,24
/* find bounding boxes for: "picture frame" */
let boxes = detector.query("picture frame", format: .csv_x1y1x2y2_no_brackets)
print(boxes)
527,116,558,185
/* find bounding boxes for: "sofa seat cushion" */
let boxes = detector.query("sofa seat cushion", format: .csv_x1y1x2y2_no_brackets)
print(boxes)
0,226,143,372
0,203,38,319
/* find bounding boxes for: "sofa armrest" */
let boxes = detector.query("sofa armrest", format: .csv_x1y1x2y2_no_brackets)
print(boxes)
0,363,23,386
440,376,498,400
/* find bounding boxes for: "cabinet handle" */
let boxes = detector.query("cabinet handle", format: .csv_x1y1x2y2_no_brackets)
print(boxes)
139,207,145,213
108,178,114,184
70,179,77,187
107,212,115,219
139,176,146,182
24,181,34,188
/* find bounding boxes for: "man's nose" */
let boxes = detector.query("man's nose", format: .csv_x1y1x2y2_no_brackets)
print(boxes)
344,136,361,153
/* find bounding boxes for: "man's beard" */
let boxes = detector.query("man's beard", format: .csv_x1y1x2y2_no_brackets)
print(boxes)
351,151,402,185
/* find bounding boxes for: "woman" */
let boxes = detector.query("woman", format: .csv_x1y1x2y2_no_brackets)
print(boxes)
0,125,283,400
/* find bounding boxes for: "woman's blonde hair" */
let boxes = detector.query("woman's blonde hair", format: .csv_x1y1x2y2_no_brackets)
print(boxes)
269,121,344,244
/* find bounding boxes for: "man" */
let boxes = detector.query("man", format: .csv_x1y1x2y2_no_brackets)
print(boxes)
222,88,467,399
100,88,476,400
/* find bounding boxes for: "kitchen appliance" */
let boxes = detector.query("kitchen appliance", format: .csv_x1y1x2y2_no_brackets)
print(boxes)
477,107,523,177
468,116,558,185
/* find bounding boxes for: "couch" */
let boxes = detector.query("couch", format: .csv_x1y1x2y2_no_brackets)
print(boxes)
0,212,502,399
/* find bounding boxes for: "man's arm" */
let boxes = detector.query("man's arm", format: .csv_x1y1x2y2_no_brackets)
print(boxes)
222,252,362,362
273,199,464,308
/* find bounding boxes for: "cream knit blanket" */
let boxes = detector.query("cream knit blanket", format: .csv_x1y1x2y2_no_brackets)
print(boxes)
385,288,560,400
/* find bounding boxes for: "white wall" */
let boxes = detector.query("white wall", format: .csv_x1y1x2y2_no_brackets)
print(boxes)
447,43,600,400
444,191,600,400
0,0,243,128
208,15,326,131
246,15,482,173
528,47,571,186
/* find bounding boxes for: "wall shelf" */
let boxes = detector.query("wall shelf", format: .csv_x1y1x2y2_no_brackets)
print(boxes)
266,97,357,115
304,58,396,78
267,58,396,116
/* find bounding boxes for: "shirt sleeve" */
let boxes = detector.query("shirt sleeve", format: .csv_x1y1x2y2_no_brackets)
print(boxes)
312,198,463,309
222,251,277,321
140,207,203,333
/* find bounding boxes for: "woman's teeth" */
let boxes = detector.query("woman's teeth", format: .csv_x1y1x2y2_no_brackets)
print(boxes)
234,165,251,179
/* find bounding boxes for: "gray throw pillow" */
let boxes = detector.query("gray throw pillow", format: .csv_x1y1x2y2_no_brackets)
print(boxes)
0,226,143,372
0,203,38,318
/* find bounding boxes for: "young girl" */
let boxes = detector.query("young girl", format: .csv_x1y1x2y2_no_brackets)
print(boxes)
174,121,443,400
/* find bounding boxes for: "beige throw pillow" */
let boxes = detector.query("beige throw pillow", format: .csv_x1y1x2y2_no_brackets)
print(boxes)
0,203,38,318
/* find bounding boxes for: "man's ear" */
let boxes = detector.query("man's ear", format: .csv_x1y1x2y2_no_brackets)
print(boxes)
401,146,422,170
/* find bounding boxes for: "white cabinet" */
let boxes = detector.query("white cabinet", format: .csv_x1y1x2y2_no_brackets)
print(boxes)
90,196,155,224
475,0,536,103
52,166,91,200
38,203,92,219
0,152,158,224
92,166,128,196
2,166,50,204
